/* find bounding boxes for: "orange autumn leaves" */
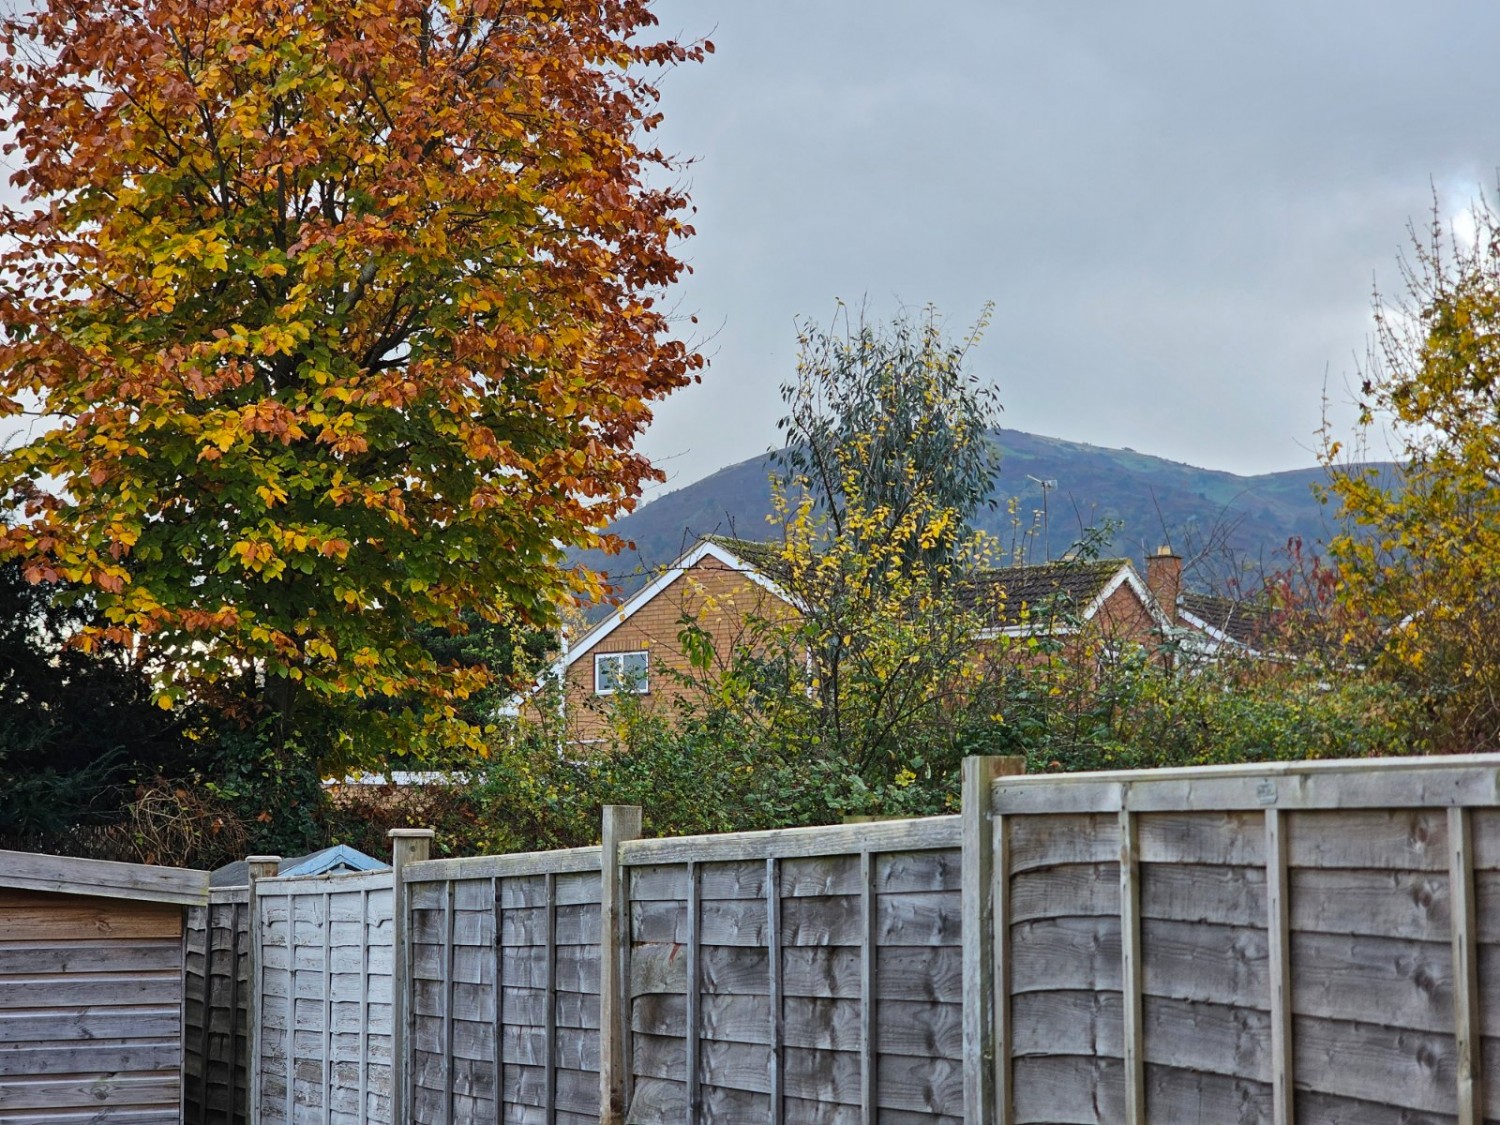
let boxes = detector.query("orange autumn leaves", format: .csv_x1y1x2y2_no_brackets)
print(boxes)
0,0,707,753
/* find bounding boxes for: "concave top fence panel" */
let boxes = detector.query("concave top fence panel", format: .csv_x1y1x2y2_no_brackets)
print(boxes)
991,753,1500,815
975,753,1500,1125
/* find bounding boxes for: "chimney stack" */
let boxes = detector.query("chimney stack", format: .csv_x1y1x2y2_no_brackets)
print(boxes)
1146,546,1181,626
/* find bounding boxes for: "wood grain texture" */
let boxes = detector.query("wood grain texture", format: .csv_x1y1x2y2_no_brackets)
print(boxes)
0,847,207,905
1449,806,1483,1125
0,885,187,1121
253,873,395,1125
620,817,959,866
1265,807,1293,1125
991,756,1500,817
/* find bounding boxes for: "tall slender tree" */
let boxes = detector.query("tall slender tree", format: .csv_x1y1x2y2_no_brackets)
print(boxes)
1326,199,1500,750
774,303,1000,566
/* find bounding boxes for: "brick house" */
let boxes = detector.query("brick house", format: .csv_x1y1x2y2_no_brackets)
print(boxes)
532,539,793,743
531,538,1254,742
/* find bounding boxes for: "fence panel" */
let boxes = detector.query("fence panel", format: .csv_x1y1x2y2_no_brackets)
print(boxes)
620,818,964,1125
986,755,1500,1125
252,869,395,1125
184,889,251,1125
402,849,604,1125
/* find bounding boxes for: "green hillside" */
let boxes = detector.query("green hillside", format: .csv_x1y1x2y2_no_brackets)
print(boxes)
574,428,1394,599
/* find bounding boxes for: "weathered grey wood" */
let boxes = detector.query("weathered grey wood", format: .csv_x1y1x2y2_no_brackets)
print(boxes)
390,828,435,1125
767,856,784,1125
686,861,701,1123
1011,1055,1125,1124
1292,1012,1458,1116
1290,931,1451,1032
404,847,603,884
1008,813,1120,873
0,846,209,905
1144,1066,1272,1125
601,805,643,1125
1291,867,1449,941
1449,806,1482,1125
442,877,457,1125
860,848,877,1125
994,813,1014,1125
256,867,395,896
621,817,959,866
323,880,335,1122
1265,808,1293,1125
962,756,1024,1125
360,887,372,1125
546,870,559,1125
991,755,1500,816
245,856,279,1125
1289,808,1449,871
1118,808,1144,1125
1137,811,1267,867
492,875,505,1125
1009,915,1122,994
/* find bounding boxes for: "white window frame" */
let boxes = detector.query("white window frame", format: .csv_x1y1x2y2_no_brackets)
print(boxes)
594,650,650,695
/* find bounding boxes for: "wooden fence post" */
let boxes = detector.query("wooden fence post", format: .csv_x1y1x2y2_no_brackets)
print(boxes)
600,805,643,1125
389,828,434,1125
243,855,279,1125
962,756,1025,1125
1450,806,1483,1125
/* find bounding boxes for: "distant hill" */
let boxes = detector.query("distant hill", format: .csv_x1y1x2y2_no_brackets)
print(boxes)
574,428,1395,599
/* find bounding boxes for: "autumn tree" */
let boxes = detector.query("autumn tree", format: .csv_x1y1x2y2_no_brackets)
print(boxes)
0,0,707,761
1325,199,1500,751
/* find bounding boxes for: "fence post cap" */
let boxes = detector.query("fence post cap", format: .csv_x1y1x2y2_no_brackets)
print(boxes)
388,828,437,839
245,854,282,864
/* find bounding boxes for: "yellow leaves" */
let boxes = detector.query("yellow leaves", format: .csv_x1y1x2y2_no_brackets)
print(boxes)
256,483,288,507
229,538,279,575
305,637,338,661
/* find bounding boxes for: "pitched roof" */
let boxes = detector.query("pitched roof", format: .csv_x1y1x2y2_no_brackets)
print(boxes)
560,538,794,673
701,535,788,579
962,558,1138,629
1178,592,1276,649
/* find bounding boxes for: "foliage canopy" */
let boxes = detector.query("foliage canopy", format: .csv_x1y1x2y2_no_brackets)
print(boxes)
0,0,706,757
1325,200,1500,750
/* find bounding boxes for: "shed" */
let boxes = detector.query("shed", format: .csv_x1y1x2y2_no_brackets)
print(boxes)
208,843,387,889
0,848,209,1123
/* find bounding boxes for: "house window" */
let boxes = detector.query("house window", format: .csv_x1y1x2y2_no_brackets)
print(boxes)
595,651,649,695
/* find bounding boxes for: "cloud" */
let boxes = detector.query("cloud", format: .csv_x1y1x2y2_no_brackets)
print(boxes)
639,0,1500,493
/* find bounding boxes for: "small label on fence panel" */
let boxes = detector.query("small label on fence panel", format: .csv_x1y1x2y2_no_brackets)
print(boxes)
1256,779,1278,806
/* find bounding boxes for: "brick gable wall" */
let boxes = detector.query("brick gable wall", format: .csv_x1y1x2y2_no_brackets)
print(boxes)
559,556,790,743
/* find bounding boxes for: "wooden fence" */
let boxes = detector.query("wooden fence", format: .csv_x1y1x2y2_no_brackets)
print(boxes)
250,865,397,1125
399,845,605,1125
184,886,251,1125
967,753,1500,1125
620,815,967,1125
181,752,1500,1123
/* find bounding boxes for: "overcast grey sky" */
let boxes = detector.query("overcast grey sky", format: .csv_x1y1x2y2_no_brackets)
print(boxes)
635,0,1500,495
